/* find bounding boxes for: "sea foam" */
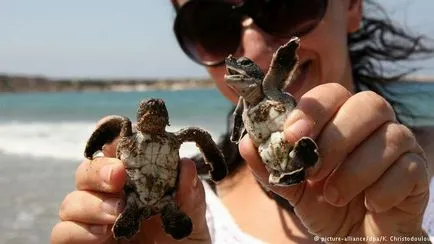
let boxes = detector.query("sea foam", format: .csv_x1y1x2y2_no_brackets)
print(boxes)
0,121,221,162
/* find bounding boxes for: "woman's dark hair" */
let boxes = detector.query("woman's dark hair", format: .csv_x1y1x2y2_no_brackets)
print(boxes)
193,0,434,208
350,0,434,124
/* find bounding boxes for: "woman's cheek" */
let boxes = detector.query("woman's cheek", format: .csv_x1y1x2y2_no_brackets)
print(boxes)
207,66,240,104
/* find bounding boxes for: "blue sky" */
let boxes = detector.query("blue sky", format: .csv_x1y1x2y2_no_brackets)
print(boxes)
1,0,434,79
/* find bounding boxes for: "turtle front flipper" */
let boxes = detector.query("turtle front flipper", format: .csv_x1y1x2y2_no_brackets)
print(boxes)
262,37,300,103
161,201,193,240
84,116,125,159
230,98,246,143
175,128,227,181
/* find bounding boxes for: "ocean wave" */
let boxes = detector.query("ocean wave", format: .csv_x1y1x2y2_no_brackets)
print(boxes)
0,121,222,162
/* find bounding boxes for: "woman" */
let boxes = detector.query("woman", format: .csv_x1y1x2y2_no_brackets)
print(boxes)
51,0,434,243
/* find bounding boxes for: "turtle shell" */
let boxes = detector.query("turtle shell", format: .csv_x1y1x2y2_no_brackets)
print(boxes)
117,131,180,211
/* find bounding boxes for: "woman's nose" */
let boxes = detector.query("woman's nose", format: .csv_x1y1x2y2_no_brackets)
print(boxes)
237,17,289,73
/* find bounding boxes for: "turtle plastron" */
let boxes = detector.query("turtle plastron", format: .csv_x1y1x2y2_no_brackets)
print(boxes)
84,98,227,240
224,37,319,186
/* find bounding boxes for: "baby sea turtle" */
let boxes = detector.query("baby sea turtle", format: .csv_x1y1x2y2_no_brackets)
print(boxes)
224,37,319,186
84,98,227,240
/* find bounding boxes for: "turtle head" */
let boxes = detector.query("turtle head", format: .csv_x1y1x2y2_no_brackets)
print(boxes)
224,55,264,104
136,98,169,134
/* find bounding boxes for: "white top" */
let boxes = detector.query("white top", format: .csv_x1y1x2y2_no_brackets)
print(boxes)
203,179,434,243
203,181,265,244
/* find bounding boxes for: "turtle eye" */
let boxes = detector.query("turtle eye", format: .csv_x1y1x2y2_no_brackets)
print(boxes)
238,57,253,66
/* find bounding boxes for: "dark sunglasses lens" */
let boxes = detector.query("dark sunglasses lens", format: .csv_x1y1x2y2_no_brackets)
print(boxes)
252,0,327,37
175,2,241,65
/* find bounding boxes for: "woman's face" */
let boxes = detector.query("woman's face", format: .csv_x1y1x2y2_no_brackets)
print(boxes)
174,0,362,104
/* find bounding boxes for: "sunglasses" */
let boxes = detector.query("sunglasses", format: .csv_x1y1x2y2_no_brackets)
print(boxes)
173,0,328,66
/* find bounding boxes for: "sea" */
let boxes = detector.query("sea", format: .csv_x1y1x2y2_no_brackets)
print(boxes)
0,89,232,244
1,85,434,243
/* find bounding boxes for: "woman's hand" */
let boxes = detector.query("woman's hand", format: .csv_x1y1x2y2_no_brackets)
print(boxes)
240,83,430,240
51,120,211,244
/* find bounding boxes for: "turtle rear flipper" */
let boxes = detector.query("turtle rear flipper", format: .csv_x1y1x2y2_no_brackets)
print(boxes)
112,191,144,240
269,168,305,186
84,116,126,159
161,201,192,240
291,137,319,169
175,128,227,182
269,137,319,186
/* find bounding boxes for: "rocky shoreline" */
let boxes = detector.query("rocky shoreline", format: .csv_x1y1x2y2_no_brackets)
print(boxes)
0,74,215,93
1,73,433,93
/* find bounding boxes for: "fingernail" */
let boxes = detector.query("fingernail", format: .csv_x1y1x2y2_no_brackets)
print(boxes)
285,119,312,140
101,198,124,216
89,224,108,235
100,165,113,184
325,185,340,204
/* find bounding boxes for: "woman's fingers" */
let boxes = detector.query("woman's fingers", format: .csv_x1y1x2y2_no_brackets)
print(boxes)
59,190,124,224
311,90,397,182
241,84,400,203
360,152,430,237
284,83,352,140
56,158,210,243
241,85,350,173
75,157,126,193
238,82,430,238
239,83,353,202
323,122,419,206
283,85,397,183
282,83,352,177
364,152,429,214
51,221,112,244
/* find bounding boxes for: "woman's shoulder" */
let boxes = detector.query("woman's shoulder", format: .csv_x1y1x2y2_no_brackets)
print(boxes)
414,126,434,236
202,180,265,244
423,178,434,236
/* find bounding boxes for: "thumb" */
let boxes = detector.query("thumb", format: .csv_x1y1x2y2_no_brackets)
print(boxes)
176,158,210,240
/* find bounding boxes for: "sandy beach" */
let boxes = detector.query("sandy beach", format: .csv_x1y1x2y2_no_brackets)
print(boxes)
0,153,77,244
